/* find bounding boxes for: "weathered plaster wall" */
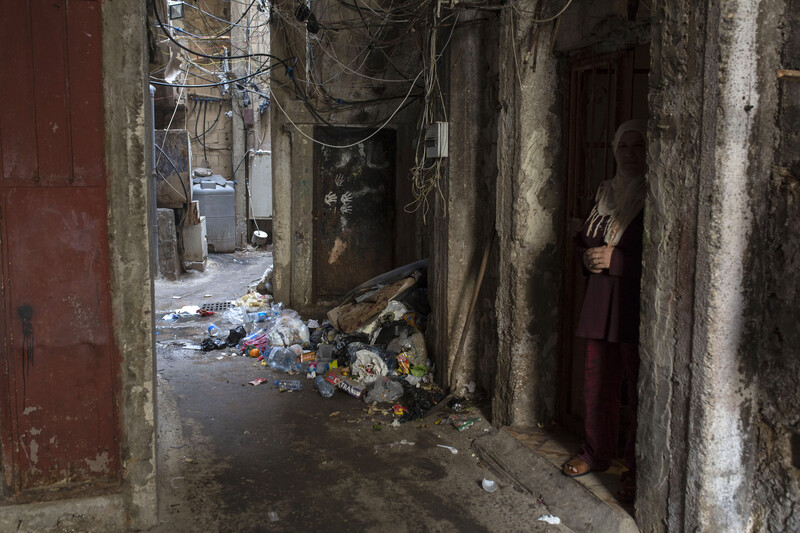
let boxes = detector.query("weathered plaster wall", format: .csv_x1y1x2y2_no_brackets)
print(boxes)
269,0,422,313
104,0,158,528
639,0,790,530
637,1,705,528
430,10,500,394
492,13,562,426
750,1,800,530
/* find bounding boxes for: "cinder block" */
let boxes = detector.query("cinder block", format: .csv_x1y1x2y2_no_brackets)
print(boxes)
157,208,180,280
182,215,208,263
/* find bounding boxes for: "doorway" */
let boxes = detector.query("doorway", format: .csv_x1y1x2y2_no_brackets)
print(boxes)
557,44,650,441
312,127,397,304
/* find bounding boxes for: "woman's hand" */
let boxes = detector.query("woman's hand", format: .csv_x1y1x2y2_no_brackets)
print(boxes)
584,246,614,273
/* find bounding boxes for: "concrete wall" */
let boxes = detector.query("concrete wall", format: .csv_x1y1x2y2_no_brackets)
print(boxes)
491,12,562,427
429,10,500,394
637,0,798,530
749,1,800,530
104,0,158,528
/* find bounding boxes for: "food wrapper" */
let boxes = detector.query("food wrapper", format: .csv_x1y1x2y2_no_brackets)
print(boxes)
325,370,366,398
396,353,410,375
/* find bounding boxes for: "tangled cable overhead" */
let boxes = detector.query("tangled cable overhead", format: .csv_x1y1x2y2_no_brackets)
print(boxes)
148,0,575,222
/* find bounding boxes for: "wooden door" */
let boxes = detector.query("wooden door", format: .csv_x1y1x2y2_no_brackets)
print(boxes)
0,0,121,498
313,127,396,302
557,50,635,436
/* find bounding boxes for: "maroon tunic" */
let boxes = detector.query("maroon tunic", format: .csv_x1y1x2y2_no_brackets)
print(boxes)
575,211,644,344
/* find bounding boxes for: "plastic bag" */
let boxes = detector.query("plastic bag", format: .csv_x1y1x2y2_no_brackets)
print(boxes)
222,305,247,325
225,325,248,347
347,342,397,371
364,377,404,403
200,337,227,351
268,312,310,347
238,291,270,312
352,350,389,384
386,329,427,366
399,381,444,421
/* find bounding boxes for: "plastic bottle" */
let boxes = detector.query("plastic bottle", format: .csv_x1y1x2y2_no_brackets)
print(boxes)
208,323,222,337
247,311,269,322
314,375,335,398
274,379,302,390
267,348,295,373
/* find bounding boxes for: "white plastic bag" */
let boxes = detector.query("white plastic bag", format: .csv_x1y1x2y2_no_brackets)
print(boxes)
352,350,388,384
222,305,247,325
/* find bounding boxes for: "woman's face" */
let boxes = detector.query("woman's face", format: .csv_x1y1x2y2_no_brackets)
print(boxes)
615,130,646,178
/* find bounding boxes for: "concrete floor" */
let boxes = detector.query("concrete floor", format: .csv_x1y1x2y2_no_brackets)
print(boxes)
148,251,572,532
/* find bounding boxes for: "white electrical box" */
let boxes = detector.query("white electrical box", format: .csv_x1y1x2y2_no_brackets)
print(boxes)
250,150,273,218
425,122,448,159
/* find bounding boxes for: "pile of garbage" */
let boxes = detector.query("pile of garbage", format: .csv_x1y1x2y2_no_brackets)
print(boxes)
203,260,444,421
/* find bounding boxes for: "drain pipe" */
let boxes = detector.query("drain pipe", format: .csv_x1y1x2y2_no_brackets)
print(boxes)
149,84,159,275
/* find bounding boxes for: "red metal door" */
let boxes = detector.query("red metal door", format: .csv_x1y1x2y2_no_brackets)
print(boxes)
0,0,121,497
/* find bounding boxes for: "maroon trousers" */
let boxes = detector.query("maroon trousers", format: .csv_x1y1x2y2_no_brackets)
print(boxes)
577,339,639,474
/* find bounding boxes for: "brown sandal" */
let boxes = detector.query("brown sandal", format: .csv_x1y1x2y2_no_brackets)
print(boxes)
562,457,592,478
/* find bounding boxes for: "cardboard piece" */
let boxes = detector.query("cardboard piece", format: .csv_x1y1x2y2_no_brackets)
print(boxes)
327,276,418,333
325,369,366,399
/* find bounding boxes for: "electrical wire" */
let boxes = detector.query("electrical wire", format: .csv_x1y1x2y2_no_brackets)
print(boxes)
270,67,423,149
155,144,190,202
152,0,287,63
511,0,575,22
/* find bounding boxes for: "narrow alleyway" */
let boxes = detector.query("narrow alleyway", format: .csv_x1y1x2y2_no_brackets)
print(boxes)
149,252,569,532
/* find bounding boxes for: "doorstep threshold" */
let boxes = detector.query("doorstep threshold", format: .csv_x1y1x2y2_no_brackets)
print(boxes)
473,427,639,533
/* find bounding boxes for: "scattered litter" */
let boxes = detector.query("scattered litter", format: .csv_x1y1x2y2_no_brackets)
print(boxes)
448,397,467,412
391,419,401,428
172,295,182,299
216,355,224,360
375,439,415,452
274,379,302,391
364,377,403,403
437,445,458,454
200,337,227,351
537,515,561,525
249,378,268,386
204,294,212,297
268,511,279,522
446,414,481,431
329,411,340,417
482,479,498,493
184,458,193,463
162,305,204,321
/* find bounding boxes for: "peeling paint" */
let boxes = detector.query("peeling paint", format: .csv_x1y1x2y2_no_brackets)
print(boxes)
85,452,110,473
30,439,39,464
328,238,347,264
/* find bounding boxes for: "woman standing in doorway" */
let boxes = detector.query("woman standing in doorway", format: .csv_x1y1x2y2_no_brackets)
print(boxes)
561,120,647,503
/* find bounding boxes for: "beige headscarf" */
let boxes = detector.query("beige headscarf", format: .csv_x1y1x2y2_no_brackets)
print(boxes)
585,119,647,246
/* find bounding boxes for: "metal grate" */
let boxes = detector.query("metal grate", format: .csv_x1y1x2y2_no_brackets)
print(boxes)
200,301,233,312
